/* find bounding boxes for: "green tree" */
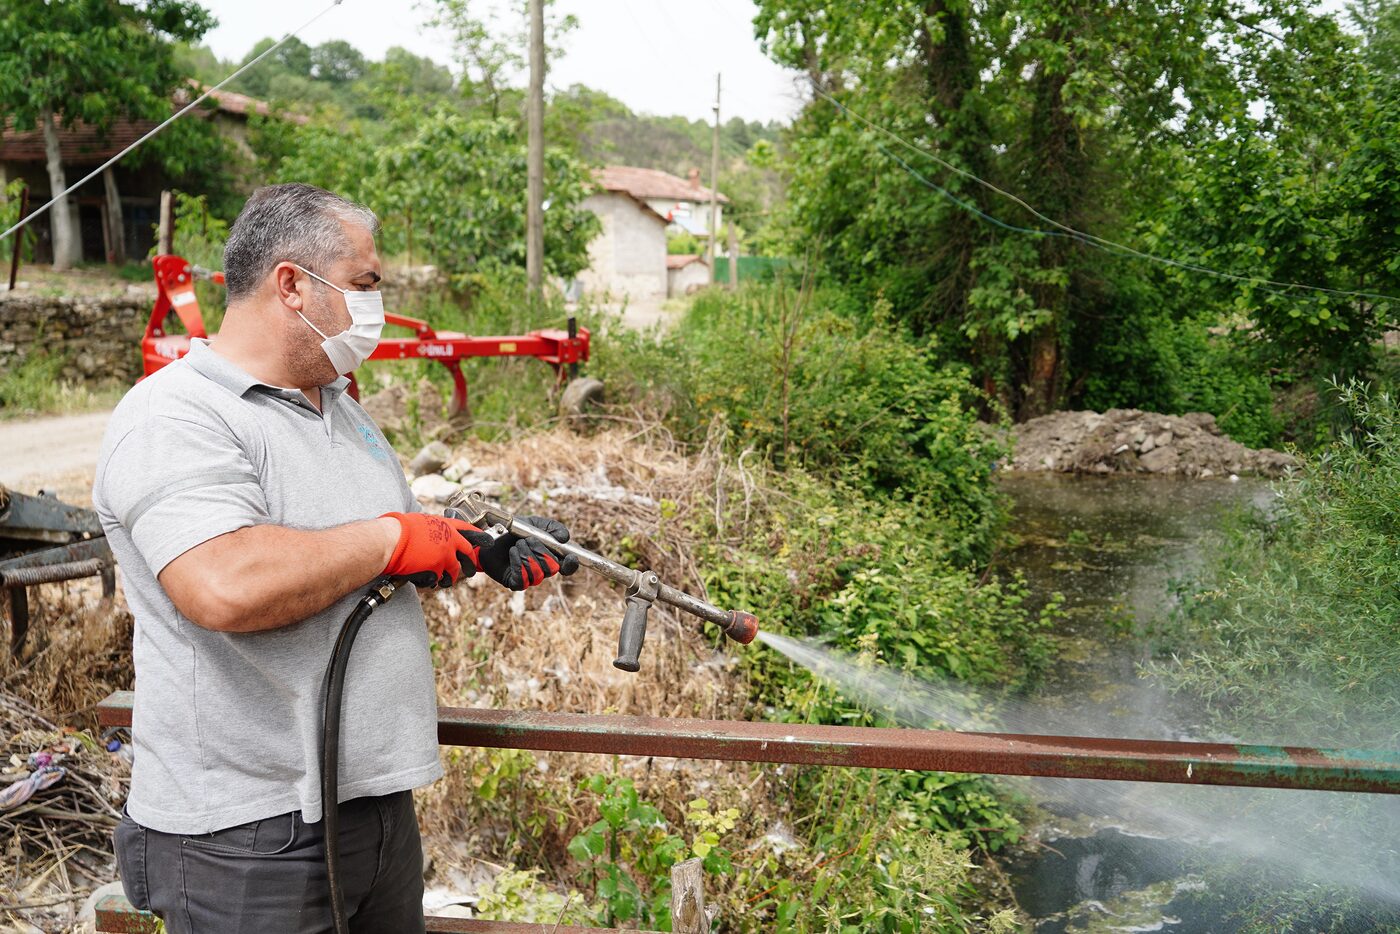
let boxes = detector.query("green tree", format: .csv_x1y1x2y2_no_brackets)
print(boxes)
310,40,366,84
1351,0,1400,83
374,47,455,100
259,106,599,287
754,1,1378,420
0,0,215,269
373,111,599,286
427,0,576,117
1144,10,1400,385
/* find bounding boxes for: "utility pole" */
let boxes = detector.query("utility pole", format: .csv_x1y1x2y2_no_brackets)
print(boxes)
526,0,545,300
707,72,721,284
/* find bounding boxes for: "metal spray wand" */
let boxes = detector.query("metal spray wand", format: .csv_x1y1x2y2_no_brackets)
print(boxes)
453,490,759,671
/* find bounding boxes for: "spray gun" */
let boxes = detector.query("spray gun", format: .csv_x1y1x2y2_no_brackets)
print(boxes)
453,490,759,670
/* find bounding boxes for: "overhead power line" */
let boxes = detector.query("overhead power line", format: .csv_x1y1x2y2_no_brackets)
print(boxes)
813,85,1400,306
0,0,345,247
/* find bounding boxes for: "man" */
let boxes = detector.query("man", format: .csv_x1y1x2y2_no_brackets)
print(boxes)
93,183,576,933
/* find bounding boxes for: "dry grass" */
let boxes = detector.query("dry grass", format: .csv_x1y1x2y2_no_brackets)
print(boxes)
2,579,132,732
415,423,784,900
2,581,132,934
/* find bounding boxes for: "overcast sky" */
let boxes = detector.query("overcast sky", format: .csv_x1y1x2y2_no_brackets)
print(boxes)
198,0,807,124
199,0,1362,126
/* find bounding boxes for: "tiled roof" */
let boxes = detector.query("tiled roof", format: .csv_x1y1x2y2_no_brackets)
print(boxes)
667,254,708,269
0,84,297,165
179,85,275,117
0,115,157,165
596,165,729,204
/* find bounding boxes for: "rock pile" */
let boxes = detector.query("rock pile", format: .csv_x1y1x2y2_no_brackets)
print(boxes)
1007,409,1295,477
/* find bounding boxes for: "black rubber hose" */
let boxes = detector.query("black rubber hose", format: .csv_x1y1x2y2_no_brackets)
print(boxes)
322,579,395,934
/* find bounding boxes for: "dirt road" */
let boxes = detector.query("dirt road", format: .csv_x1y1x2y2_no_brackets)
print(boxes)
0,410,111,504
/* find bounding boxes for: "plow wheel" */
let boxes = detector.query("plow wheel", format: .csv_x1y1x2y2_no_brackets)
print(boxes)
559,377,604,423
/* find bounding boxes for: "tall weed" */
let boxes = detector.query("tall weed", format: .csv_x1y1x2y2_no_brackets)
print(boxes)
0,350,121,418
1160,380,1400,746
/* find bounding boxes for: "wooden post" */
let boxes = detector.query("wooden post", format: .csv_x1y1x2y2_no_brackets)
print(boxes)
670,858,711,934
102,167,125,265
726,222,739,291
158,190,173,256
9,185,28,291
525,0,545,300
99,199,113,264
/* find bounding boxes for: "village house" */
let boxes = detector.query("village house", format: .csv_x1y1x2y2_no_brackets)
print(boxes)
666,253,710,296
578,165,728,301
0,85,284,265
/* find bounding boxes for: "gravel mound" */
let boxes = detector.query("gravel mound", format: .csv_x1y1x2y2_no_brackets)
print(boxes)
1008,409,1295,477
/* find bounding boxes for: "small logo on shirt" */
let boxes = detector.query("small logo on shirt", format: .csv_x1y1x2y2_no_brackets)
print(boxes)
356,425,393,462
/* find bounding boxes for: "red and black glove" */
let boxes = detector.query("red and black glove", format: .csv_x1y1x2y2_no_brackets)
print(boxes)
465,515,581,591
381,512,482,589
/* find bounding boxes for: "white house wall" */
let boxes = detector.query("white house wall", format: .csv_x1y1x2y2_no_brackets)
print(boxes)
578,192,667,301
668,262,710,297
645,197,722,236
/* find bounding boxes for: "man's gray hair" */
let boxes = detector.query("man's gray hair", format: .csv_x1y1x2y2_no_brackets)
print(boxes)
223,183,379,301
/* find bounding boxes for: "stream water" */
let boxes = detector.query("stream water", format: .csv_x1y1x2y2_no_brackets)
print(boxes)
994,473,1400,932
754,472,1400,929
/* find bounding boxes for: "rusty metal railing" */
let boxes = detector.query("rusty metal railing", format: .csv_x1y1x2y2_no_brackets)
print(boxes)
95,691,1400,795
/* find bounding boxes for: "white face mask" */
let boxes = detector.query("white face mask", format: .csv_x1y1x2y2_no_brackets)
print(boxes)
292,263,385,375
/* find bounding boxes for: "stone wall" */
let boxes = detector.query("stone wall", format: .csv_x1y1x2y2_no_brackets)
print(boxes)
0,289,153,386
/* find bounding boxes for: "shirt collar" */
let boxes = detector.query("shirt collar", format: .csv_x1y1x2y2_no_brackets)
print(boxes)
184,338,352,399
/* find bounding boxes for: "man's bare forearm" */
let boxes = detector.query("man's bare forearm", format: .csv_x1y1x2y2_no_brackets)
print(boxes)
160,518,400,632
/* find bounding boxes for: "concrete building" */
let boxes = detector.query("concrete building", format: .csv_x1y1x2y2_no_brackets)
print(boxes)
666,254,710,297
578,165,728,302
576,188,670,301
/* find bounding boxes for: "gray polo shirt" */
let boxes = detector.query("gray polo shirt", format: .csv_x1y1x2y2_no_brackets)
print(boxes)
93,339,442,835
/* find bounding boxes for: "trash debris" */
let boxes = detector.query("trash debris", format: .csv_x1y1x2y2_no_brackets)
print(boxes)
1,690,128,931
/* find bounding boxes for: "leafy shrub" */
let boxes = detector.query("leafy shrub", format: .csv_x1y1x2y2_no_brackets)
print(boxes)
1160,380,1400,746
667,230,703,255
0,178,32,265
562,771,1017,933
740,767,1022,933
1076,309,1281,449
593,284,1009,565
566,776,738,928
671,441,1054,860
694,467,1054,693
472,868,596,925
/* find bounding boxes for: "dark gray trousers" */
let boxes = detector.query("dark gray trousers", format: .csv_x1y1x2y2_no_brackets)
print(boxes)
114,791,425,934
